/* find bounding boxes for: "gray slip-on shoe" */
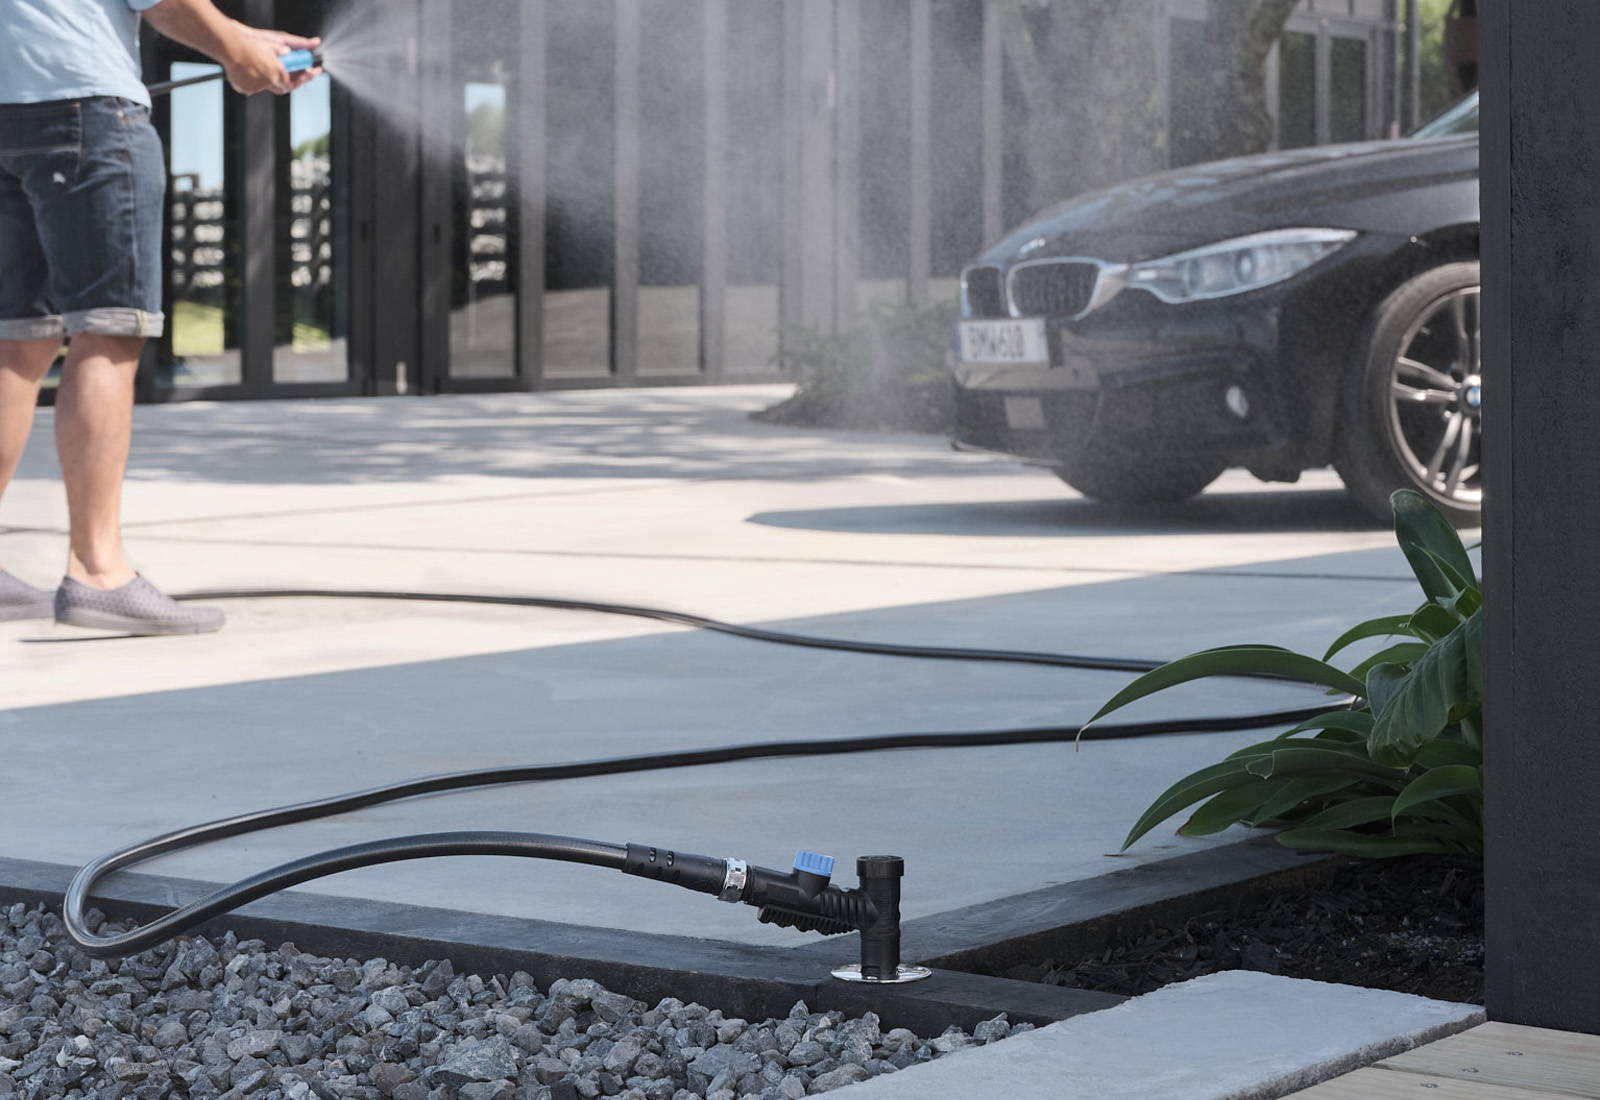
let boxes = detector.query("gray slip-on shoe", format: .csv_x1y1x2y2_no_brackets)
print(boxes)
55,575,226,636
0,570,54,623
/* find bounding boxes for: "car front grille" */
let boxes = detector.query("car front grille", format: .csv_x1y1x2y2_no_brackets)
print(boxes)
961,266,1006,318
1008,261,1102,319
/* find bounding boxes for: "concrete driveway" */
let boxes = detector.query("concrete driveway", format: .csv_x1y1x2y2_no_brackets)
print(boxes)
0,384,1416,949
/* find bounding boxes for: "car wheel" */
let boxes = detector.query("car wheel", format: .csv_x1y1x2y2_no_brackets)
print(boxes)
1054,454,1226,505
1335,261,1481,527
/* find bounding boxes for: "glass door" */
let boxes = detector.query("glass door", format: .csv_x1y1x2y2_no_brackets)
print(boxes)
417,0,528,393
269,0,359,393
139,39,248,402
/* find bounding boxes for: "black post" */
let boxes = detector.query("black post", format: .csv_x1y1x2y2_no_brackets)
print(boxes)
856,856,904,981
1480,0,1600,1035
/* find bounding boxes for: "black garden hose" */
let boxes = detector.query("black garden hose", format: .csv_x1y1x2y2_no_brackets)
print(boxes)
64,586,1354,957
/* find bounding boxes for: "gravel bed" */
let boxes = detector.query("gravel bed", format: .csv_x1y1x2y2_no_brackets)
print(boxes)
0,903,1027,1100
1006,855,1484,1004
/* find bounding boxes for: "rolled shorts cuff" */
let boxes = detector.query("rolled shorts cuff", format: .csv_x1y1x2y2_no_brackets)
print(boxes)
63,308,165,338
0,316,67,341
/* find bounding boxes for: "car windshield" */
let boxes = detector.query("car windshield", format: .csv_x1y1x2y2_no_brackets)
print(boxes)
1413,92,1480,138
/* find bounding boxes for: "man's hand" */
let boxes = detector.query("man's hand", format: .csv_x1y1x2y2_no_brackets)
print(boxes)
144,0,321,97
232,25,323,94
220,32,293,96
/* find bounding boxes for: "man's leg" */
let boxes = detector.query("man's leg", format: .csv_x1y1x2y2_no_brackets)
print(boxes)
54,334,142,589
49,331,224,634
0,338,59,504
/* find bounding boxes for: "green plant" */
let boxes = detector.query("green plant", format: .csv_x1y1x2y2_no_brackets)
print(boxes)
1087,489,1483,858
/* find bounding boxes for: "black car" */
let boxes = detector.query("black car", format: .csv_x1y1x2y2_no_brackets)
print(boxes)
952,94,1481,524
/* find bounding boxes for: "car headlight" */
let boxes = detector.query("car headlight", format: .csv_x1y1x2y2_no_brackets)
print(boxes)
1124,228,1357,303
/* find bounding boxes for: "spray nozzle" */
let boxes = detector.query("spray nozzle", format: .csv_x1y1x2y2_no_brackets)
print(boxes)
280,48,324,75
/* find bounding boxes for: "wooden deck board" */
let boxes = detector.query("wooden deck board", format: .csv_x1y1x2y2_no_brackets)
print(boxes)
1284,1066,1576,1099
1377,1022,1600,1098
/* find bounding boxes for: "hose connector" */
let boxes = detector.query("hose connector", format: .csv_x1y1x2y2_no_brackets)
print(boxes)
719,858,748,903
621,843,930,984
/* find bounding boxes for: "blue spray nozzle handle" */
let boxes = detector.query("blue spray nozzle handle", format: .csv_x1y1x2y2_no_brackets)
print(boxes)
280,48,320,75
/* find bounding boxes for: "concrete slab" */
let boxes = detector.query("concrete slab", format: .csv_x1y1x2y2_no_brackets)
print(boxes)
833,971,1485,1100
0,385,1432,958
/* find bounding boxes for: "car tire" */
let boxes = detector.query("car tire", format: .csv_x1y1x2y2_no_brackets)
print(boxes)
1334,261,1482,527
1053,454,1226,505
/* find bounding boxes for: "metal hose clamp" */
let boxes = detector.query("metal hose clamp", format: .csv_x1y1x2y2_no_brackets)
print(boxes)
719,858,748,903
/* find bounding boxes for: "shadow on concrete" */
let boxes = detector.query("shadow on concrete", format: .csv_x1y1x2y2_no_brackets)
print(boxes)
50,390,1013,488
748,486,1390,538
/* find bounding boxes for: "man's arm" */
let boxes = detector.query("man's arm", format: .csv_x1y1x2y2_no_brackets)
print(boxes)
141,0,321,96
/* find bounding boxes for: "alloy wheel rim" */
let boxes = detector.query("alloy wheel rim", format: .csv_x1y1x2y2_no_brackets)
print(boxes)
1386,286,1482,508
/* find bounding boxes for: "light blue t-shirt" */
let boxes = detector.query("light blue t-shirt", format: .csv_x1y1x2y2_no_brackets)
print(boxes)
0,0,165,108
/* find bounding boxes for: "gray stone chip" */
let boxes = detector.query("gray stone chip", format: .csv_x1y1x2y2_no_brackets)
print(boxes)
0,903,1004,1100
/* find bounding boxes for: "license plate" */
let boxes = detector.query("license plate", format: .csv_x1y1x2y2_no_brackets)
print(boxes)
958,319,1048,365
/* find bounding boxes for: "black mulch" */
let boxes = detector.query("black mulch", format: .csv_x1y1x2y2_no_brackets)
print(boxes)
1005,856,1485,1004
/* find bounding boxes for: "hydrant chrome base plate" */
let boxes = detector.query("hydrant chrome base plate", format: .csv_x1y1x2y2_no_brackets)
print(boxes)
830,964,933,984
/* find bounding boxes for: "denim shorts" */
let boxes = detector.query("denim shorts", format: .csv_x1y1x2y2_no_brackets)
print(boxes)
0,96,166,340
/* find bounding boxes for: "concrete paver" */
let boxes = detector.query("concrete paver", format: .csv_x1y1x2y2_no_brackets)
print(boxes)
1,385,1421,948
835,971,1484,1099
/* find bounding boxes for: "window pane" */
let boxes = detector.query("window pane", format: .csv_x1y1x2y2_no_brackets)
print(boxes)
543,0,614,378
1277,31,1316,149
451,72,517,379
1168,18,1212,169
1330,37,1368,143
637,0,703,376
930,0,984,293
275,76,348,383
161,62,241,389
858,0,911,311
723,0,781,373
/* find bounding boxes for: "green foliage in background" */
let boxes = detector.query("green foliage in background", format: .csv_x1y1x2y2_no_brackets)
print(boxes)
755,302,957,434
1087,490,1483,859
1418,0,1463,125
293,132,331,162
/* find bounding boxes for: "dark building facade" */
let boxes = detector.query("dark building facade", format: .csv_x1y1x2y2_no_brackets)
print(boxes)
110,0,1402,404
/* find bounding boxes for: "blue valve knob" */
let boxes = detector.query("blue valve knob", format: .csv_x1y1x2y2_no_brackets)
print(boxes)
793,850,836,878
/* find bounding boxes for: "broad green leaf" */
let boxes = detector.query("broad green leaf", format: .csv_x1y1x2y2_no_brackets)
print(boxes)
1458,712,1483,751
1394,798,1478,832
1408,603,1460,641
1278,710,1375,740
1228,734,1369,761
1392,765,1482,820
1323,615,1417,662
1179,781,1283,836
1368,608,1483,768
1294,796,1398,831
1121,759,1262,850
1347,642,1431,684
1276,828,1453,857
1392,489,1478,597
1082,647,1366,733
1245,746,1407,782
1443,585,1483,620
1414,738,1481,769
1420,548,1477,601
1391,821,1484,853
1392,820,1480,840
1235,738,1376,764
1252,775,1366,823
1365,663,1410,717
